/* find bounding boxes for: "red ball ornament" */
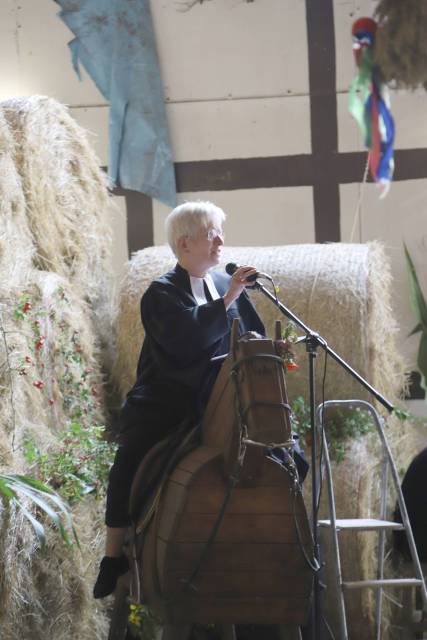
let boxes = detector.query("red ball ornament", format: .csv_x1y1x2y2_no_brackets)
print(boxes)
352,17,377,66
351,17,377,39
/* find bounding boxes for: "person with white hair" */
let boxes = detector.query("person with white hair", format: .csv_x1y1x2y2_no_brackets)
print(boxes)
94,201,265,598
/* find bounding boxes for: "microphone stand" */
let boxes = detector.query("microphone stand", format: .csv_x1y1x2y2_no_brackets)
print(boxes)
251,279,394,639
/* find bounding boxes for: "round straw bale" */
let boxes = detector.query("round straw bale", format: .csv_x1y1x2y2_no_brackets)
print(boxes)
113,242,405,405
0,95,113,356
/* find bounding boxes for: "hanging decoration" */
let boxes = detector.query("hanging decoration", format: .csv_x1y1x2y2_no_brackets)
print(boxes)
348,17,395,197
55,0,177,208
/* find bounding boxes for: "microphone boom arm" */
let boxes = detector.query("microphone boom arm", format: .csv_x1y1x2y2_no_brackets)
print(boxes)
253,279,394,411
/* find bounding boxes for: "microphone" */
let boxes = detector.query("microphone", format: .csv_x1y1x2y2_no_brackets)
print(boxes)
225,262,272,283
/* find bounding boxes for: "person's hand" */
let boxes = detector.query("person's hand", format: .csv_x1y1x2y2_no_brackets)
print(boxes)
241,331,263,341
223,265,258,310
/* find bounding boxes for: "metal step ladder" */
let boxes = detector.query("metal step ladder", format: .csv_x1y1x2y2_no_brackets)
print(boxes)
316,399,427,639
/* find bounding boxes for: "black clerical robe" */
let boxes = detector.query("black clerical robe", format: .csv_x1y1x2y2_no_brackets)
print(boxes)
106,264,265,527
125,262,265,418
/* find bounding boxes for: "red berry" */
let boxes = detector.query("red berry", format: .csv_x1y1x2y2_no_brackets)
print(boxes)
33,380,44,389
35,337,45,350
23,302,32,313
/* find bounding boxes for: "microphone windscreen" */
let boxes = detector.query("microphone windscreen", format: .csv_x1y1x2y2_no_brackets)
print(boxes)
225,262,238,276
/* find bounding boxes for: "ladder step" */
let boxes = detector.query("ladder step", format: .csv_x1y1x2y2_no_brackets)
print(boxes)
318,518,405,531
342,578,423,590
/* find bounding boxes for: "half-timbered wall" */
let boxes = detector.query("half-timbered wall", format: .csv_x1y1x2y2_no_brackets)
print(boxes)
1,0,426,409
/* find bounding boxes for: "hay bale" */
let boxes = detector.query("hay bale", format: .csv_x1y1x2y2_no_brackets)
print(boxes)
0,111,34,282
0,95,116,639
375,0,427,89
0,271,105,455
0,271,110,639
0,498,109,640
113,242,405,403
0,96,113,359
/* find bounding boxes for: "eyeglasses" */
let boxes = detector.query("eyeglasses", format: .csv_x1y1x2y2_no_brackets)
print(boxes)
206,228,224,241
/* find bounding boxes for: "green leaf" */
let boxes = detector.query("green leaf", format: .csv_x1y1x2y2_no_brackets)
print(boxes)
409,323,423,337
21,483,77,546
8,483,63,524
11,496,46,554
8,474,56,494
404,244,427,329
392,407,412,422
417,332,427,395
0,478,16,500
0,474,79,548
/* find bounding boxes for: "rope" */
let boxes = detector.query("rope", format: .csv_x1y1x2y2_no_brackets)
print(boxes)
350,155,370,243
231,352,285,372
243,437,294,449
180,467,242,593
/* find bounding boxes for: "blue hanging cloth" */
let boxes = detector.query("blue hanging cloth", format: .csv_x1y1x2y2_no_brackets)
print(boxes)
56,0,177,207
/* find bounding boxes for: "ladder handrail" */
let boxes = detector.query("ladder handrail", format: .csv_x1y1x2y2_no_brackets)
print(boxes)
316,399,427,638
320,422,349,639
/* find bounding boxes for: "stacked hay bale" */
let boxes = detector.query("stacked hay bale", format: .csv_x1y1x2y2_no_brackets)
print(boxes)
0,96,113,639
1,96,113,363
114,243,425,639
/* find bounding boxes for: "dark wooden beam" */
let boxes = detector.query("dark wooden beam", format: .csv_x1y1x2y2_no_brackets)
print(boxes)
174,148,427,193
306,0,340,242
110,181,154,254
174,155,317,192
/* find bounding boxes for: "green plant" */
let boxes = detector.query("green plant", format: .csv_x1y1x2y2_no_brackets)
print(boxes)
404,244,427,400
290,396,376,463
13,287,102,424
127,603,161,640
0,473,78,553
24,422,115,504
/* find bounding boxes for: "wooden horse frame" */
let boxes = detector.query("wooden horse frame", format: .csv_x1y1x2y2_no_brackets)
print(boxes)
110,320,314,640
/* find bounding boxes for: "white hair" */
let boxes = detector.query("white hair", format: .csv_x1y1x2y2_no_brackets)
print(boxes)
165,201,226,257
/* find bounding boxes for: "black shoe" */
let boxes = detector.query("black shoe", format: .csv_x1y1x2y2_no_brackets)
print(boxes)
93,555,129,599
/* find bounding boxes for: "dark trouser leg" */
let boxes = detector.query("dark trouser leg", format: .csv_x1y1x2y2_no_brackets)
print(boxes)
106,421,170,527
105,401,192,528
